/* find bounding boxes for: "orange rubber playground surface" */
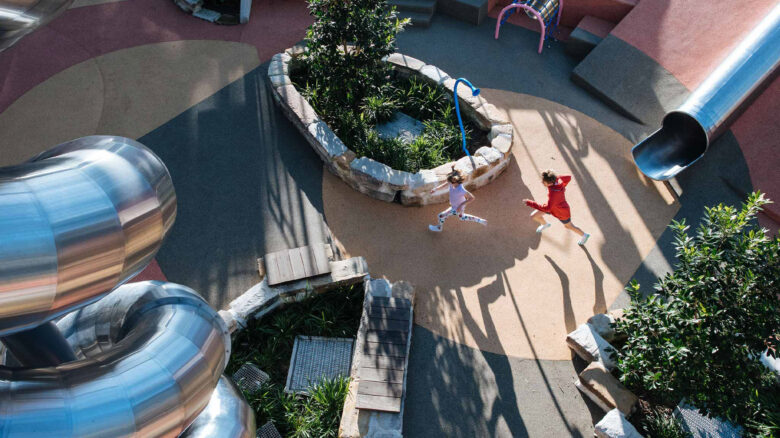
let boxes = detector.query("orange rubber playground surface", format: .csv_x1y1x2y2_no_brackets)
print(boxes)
1,0,777,435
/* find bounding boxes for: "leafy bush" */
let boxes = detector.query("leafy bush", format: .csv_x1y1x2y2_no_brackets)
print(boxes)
639,407,689,438
293,0,483,173
303,0,407,115
227,285,364,436
614,192,780,433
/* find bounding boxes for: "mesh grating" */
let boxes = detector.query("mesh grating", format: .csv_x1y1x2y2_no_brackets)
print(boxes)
674,402,743,438
232,362,270,394
256,421,282,438
285,336,354,394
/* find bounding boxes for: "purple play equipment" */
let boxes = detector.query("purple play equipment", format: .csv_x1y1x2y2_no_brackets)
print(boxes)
495,0,563,54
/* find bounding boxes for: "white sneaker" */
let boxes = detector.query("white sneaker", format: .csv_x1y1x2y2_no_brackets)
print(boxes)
428,225,442,232
536,223,551,233
578,233,590,246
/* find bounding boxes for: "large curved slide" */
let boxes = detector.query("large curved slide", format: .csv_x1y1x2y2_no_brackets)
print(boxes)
0,136,255,437
632,4,780,181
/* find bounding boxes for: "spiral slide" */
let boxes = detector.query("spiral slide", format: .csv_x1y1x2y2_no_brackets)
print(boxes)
0,136,255,437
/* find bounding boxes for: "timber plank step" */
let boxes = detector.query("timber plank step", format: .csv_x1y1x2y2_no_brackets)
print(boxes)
358,367,405,383
358,380,404,398
369,296,411,308
263,244,330,286
364,330,408,345
363,341,408,358
367,306,411,321
356,394,402,413
355,292,413,414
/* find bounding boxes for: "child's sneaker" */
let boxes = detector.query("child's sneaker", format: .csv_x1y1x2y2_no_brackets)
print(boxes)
428,225,442,232
536,223,552,233
578,233,590,246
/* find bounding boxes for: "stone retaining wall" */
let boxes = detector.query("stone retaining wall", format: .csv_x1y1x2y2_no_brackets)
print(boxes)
268,50,514,206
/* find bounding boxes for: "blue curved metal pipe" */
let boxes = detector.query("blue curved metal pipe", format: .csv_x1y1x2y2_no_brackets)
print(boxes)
453,78,480,157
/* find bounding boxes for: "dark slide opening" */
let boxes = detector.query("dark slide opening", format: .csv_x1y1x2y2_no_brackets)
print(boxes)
632,112,708,180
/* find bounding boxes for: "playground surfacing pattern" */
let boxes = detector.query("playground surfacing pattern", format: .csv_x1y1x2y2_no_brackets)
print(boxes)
0,2,776,436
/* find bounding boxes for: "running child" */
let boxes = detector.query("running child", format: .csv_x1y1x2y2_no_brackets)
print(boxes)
523,169,590,245
428,166,487,232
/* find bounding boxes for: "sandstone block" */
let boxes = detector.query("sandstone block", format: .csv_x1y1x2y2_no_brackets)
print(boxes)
350,157,411,189
384,53,425,74
276,85,319,126
476,103,510,129
227,280,280,322
491,133,512,156
418,65,451,85
476,146,503,165
588,313,620,342
268,73,291,88
578,362,638,416
308,121,348,160
285,43,308,58
595,409,643,438
566,323,616,370
267,54,290,76
488,124,514,140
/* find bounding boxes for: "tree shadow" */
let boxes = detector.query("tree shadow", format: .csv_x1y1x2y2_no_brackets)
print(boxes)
545,255,576,334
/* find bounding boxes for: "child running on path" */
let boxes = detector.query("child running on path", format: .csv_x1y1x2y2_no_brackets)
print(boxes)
428,166,487,232
523,169,590,245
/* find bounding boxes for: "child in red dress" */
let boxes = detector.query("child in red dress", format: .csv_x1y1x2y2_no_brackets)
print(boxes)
523,169,590,245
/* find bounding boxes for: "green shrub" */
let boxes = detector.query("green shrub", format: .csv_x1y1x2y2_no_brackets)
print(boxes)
303,0,407,115
614,192,779,433
640,408,690,438
227,285,363,436
293,1,483,173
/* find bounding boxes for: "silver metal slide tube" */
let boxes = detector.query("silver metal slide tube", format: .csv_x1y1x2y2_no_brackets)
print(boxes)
180,376,256,438
0,136,176,336
0,281,231,437
632,4,780,180
0,0,75,51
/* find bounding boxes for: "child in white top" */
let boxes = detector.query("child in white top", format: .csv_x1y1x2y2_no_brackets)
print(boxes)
428,166,487,232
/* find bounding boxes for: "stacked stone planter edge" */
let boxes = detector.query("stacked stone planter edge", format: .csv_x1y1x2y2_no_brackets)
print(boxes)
268,49,514,206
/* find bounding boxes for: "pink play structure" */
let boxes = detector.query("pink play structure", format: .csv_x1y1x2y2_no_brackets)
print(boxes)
495,0,563,54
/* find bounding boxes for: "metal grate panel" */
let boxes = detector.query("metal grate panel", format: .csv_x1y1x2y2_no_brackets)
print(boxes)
285,336,354,394
232,362,270,394
256,421,282,438
674,402,743,438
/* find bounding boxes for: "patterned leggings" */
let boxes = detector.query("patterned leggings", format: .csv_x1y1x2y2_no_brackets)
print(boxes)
436,207,486,227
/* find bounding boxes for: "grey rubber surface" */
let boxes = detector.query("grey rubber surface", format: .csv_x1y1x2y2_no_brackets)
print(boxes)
139,62,329,310
396,16,651,143
572,35,691,125
404,324,599,437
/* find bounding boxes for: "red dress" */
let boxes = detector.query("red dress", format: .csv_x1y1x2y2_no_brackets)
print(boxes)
525,175,572,221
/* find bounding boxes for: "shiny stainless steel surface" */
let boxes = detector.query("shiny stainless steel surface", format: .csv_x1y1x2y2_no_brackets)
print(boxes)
0,0,75,51
0,136,176,336
0,281,231,437
632,4,780,180
181,375,256,438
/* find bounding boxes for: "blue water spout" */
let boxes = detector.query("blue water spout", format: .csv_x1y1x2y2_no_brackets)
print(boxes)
453,78,480,157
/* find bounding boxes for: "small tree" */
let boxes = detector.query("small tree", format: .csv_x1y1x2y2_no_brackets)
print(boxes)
303,0,407,112
615,192,779,429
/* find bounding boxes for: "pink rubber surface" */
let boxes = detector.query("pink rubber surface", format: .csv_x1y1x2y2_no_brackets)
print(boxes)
610,0,776,90
0,0,312,113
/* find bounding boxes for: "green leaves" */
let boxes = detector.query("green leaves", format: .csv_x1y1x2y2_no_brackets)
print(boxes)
614,192,779,435
226,285,363,436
